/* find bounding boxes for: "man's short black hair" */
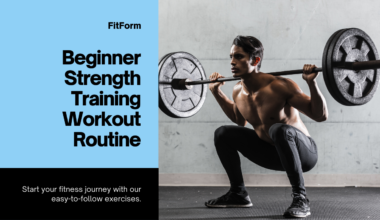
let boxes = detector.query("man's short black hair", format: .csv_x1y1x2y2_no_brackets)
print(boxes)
232,36,264,71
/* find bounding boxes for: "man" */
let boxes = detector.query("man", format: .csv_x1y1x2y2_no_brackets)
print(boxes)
205,36,328,218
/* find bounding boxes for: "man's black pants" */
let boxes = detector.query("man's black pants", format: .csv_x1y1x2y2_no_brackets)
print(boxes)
214,123,318,195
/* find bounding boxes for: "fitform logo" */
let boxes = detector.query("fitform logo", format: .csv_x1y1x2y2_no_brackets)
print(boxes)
108,22,141,29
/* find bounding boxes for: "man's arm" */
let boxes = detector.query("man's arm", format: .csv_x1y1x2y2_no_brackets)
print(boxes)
209,72,247,126
284,65,328,122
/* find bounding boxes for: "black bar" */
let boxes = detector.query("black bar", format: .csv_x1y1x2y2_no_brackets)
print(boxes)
186,77,241,85
353,60,380,70
184,67,323,86
334,60,380,71
0,168,158,219
267,67,322,76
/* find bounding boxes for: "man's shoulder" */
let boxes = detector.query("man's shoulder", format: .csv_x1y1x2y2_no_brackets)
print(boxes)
270,75,291,86
232,81,243,98
269,76,301,94
233,81,243,89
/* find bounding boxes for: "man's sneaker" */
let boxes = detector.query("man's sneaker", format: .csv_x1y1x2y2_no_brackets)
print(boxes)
283,193,311,218
205,190,252,208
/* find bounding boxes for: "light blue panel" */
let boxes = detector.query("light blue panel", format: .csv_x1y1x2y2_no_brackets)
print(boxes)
0,0,158,167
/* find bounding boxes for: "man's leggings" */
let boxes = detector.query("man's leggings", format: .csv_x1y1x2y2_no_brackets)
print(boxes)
214,123,318,195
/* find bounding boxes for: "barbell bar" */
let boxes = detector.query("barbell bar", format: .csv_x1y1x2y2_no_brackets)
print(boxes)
158,28,380,118
159,60,380,88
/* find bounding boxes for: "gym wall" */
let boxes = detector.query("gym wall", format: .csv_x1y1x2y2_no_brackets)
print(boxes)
159,0,380,187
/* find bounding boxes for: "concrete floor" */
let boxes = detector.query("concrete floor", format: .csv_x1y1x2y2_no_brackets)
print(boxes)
160,186,380,220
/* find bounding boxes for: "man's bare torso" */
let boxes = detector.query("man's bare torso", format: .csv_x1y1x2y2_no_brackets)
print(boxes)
233,74,310,145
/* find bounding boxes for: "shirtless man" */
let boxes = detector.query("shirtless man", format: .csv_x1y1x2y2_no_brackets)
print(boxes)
205,36,328,218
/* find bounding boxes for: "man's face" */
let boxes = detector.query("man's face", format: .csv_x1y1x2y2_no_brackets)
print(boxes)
230,45,257,77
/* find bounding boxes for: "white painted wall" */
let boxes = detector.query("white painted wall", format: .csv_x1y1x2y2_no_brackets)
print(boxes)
159,0,380,184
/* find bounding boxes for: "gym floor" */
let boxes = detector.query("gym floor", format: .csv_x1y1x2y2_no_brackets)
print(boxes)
159,186,380,220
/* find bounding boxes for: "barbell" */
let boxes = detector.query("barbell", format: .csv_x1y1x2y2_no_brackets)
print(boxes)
159,28,380,118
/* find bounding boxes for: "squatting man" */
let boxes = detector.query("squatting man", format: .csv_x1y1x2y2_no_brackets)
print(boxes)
205,36,328,218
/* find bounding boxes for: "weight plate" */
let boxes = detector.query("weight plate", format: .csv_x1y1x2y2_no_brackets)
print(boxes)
325,28,380,106
158,52,207,118
323,29,348,105
159,52,175,67
158,52,178,118
326,28,361,106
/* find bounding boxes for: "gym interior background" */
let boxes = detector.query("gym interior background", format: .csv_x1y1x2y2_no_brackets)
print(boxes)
158,1,380,219
159,0,380,187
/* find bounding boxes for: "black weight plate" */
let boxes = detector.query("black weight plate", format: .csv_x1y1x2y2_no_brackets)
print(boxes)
322,29,348,105
158,52,207,118
326,29,358,106
326,28,379,106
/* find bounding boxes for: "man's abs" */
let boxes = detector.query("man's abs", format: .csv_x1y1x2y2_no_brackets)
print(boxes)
234,92,310,144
